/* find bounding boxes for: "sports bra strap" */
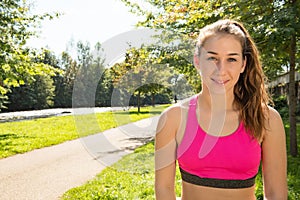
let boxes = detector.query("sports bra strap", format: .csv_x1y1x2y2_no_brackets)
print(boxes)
189,95,198,107
177,95,199,158
180,167,257,189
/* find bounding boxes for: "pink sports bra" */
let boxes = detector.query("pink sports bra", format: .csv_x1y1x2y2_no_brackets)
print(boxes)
177,96,261,189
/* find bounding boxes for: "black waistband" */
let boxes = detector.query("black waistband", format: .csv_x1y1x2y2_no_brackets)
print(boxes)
180,168,256,189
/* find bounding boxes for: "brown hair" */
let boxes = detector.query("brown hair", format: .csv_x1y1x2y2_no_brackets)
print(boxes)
195,19,271,141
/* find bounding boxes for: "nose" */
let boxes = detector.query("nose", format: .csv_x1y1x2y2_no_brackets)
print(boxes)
215,60,226,74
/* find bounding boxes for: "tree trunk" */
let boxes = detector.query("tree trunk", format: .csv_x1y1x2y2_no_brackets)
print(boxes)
137,90,141,113
289,33,298,157
151,93,155,107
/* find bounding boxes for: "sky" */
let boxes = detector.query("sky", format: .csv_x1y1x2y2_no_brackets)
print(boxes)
27,0,144,55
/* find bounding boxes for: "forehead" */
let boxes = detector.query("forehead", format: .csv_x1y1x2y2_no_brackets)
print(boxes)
201,34,243,54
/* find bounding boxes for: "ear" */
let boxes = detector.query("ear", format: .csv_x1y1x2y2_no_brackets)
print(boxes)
194,54,200,70
241,56,247,73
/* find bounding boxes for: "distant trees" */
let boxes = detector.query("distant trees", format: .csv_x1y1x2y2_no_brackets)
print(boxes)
109,43,196,111
0,0,190,113
5,41,109,110
7,74,55,111
0,0,60,109
4,39,177,111
53,51,78,108
6,49,58,111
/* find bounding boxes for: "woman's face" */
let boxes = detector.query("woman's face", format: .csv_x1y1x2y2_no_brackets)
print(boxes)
195,34,246,95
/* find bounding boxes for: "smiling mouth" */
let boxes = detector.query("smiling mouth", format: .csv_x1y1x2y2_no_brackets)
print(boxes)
211,78,229,85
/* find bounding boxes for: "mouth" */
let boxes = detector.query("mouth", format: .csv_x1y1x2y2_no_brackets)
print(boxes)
211,78,229,85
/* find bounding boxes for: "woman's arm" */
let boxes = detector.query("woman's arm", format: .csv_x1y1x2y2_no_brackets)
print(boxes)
155,107,181,200
262,107,288,200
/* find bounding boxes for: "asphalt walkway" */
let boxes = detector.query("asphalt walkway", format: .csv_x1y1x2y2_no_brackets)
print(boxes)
0,116,159,200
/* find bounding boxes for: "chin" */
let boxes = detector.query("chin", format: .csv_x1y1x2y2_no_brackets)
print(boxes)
207,85,227,95
210,90,227,95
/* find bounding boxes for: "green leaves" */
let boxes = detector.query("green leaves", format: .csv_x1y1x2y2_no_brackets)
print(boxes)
121,0,299,82
0,0,60,109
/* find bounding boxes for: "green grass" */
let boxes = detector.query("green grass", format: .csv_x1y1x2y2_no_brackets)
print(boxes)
285,124,300,200
62,141,157,200
0,105,169,159
62,122,300,200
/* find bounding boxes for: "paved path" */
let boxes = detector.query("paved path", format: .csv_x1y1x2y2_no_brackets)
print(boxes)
0,116,159,200
0,107,127,122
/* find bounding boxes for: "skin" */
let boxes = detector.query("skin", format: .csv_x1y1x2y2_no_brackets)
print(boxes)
155,34,287,200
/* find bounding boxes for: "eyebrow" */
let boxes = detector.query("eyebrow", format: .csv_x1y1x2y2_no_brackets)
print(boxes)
207,51,241,56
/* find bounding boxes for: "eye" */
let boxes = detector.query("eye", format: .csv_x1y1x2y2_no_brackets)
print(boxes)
228,58,237,62
207,57,217,61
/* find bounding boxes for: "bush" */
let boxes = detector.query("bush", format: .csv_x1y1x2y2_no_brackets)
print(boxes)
273,95,289,120
6,74,55,111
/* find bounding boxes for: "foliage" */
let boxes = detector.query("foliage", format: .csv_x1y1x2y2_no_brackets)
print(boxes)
0,0,60,109
72,41,106,107
273,95,289,120
147,41,200,95
53,51,78,108
121,0,299,79
5,49,59,111
120,0,300,156
111,46,174,111
110,42,197,111
7,74,55,111
2,40,175,111
95,68,114,107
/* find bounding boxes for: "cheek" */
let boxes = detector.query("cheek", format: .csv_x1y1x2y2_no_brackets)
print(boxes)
198,61,217,75
230,70,243,82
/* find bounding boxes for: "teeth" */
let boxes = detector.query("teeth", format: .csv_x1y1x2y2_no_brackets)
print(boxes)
211,78,227,85
216,80,226,84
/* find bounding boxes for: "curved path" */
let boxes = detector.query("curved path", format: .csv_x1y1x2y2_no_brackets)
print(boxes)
0,116,159,200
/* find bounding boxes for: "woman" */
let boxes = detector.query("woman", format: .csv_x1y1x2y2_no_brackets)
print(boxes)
155,19,287,200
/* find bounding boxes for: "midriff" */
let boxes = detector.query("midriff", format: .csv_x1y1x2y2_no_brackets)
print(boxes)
181,181,257,200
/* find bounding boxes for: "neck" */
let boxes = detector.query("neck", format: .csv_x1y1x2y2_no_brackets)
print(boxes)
199,88,235,112
197,88,237,137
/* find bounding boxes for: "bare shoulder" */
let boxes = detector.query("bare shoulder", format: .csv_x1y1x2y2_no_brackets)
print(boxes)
267,106,283,120
159,104,181,124
266,106,284,127
263,106,285,139
156,99,190,143
157,101,189,129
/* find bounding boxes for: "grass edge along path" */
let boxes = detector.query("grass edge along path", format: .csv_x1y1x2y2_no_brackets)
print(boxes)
62,123,300,200
0,105,169,159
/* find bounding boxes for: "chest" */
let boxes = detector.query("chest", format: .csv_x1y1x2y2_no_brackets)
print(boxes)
177,126,261,179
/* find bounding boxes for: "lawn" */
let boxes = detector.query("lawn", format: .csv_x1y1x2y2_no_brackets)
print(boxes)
62,123,300,200
0,105,169,159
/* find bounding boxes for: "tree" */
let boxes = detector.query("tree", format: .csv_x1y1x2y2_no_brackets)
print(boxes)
233,0,299,157
6,48,58,111
111,46,173,112
8,74,55,111
0,0,60,109
146,42,201,95
72,41,106,108
95,68,114,107
53,51,79,107
121,0,300,156
92,42,109,106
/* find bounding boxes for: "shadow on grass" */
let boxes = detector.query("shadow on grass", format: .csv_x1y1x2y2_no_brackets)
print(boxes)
115,111,162,115
0,133,32,140
0,133,36,156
